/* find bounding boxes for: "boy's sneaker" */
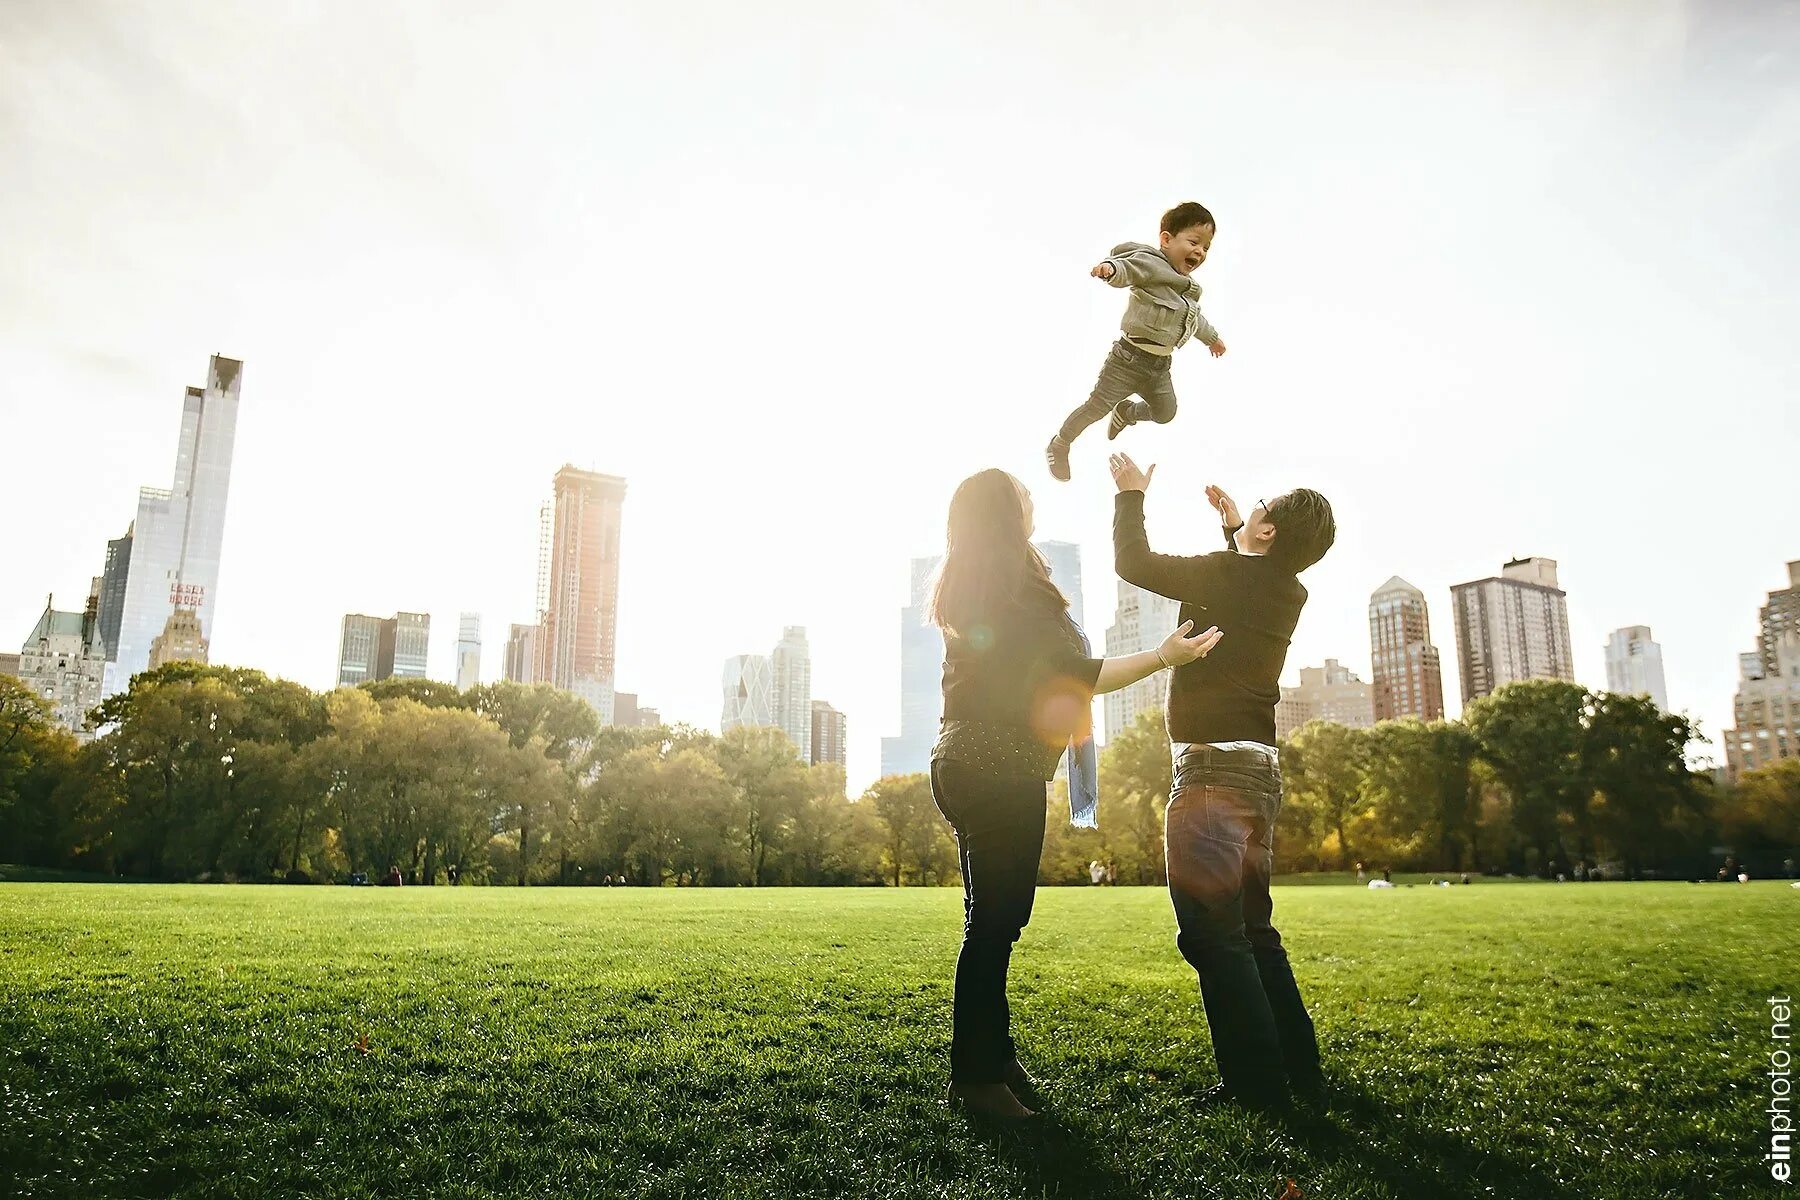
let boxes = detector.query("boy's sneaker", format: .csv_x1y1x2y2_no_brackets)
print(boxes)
1045,436,1071,482
1106,401,1137,441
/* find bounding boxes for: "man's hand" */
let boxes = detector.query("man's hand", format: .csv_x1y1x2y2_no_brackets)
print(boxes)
1091,262,1115,280
1206,484,1241,529
1209,339,1227,358
1109,453,1155,493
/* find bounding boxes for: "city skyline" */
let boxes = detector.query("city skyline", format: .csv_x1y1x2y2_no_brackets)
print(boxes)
5,2,1796,788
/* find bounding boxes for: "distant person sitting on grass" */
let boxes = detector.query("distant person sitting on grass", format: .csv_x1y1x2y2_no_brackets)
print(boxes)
927,467,1220,1122
1109,451,1335,1110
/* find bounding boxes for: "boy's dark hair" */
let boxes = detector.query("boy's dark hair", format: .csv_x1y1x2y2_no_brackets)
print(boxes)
1266,489,1336,572
1161,201,1215,236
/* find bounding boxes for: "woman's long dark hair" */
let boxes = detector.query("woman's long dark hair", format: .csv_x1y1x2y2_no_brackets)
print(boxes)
926,469,1070,635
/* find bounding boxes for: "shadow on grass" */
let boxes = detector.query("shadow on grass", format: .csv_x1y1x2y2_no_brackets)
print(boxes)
955,1107,1137,1198
1275,1079,1572,1198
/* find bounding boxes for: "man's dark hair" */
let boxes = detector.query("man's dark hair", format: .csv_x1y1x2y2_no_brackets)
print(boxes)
1265,489,1336,572
1161,201,1215,236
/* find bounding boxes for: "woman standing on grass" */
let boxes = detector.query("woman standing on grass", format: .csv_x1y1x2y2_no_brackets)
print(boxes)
927,468,1220,1121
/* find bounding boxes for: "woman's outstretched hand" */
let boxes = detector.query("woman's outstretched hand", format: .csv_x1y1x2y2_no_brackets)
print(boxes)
1159,619,1222,667
1109,453,1155,493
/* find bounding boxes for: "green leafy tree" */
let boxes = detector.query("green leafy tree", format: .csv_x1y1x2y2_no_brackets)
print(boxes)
1721,758,1800,861
1282,721,1372,870
1359,720,1478,870
360,677,469,709
715,725,808,885
1581,691,1708,875
1462,680,1589,873
1097,709,1174,884
0,677,79,866
865,773,940,886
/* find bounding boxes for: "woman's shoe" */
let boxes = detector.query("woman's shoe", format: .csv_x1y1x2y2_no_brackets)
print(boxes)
945,1080,1038,1122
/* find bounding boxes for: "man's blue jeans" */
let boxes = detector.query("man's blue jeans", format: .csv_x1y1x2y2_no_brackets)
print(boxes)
1165,743,1321,1101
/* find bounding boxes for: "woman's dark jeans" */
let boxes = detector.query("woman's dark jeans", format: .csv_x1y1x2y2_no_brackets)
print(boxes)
1165,744,1321,1102
929,758,1047,1085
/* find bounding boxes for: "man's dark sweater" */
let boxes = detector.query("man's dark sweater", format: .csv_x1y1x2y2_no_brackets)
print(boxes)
1113,490,1306,746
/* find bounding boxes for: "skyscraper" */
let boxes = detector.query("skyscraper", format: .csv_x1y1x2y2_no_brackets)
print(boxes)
337,612,429,686
1724,634,1800,783
1368,577,1445,722
1604,626,1668,711
536,466,626,724
455,613,482,691
881,556,944,778
1757,561,1800,679
811,700,848,768
771,626,813,761
722,654,773,731
1275,659,1376,740
1103,579,1182,741
18,594,106,736
108,355,242,694
94,528,133,662
1036,540,1086,630
1451,557,1575,704
504,624,539,684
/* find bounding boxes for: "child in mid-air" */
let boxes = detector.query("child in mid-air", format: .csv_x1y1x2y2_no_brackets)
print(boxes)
1045,201,1226,482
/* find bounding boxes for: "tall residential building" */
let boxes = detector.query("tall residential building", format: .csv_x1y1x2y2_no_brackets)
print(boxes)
881,540,1078,777
1757,561,1800,679
94,528,133,661
1451,556,1575,704
1368,577,1445,722
0,653,20,677
147,608,207,670
1604,625,1668,711
337,614,382,687
455,613,482,691
379,612,430,680
1104,579,1182,741
722,654,774,731
1724,634,1800,783
504,624,539,684
337,612,429,686
536,466,626,725
811,700,848,768
1275,659,1376,741
18,595,107,735
107,355,242,694
771,626,813,761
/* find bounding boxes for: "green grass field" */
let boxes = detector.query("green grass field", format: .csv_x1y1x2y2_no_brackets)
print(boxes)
1,882,1790,1199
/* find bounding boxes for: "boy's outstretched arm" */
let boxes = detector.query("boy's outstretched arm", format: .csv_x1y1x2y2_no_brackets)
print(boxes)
1095,244,1165,288
1109,454,1227,602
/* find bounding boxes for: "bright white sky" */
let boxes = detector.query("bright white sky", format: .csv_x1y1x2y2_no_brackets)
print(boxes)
3,0,1796,791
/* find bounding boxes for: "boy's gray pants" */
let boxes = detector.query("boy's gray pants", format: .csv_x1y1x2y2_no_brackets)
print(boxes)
1058,338,1177,442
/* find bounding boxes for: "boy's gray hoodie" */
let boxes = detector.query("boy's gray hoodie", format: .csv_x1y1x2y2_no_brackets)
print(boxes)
1101,242,1221,351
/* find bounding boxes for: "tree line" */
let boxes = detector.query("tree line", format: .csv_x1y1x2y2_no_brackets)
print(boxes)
1,668,1793,884
1084,678,1796,880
